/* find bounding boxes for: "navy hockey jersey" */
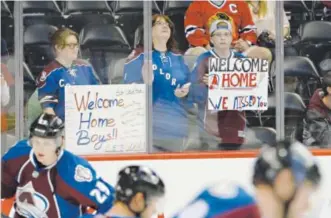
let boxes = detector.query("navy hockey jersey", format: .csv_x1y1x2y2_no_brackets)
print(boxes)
37,59,100,121
190,49,247,145
123,49,192,141
1,140,115,218
172,181,260,218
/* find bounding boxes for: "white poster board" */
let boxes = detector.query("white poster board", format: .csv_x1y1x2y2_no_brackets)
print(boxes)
65,84,147,155
208,58,269,111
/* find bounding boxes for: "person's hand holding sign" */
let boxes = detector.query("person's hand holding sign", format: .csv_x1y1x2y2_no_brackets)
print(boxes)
202,74,210,87
203,74,218,90
174,82,191,98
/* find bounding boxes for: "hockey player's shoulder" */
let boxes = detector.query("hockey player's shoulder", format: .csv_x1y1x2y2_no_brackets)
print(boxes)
57,151,95,183
2,139,31,161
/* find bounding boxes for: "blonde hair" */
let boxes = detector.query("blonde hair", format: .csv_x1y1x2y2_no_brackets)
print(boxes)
246,0,268,18
50,28,79,49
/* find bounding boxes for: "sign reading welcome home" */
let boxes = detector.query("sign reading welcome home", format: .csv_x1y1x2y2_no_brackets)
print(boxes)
208,58,269,111
65,84,147,155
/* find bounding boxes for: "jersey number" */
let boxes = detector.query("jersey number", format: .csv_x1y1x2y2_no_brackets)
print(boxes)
89,181,110,204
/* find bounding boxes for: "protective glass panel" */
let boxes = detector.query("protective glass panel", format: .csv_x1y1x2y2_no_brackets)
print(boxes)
148,0,275,152
285,0,331,148
22,1,147,155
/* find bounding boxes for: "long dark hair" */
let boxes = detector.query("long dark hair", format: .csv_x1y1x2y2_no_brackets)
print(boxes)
136,14,178,52
152,14,178,52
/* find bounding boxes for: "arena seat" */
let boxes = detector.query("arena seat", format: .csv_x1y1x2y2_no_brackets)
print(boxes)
62,1,114,34
284,1,312,36
23,1,61,14
242,127,277,149
1,1,14,53
319,58,331,76
270,56,322,105
133,24,143,48
1,0,11,17
262,92,306,141
111,57,126,84
110,0,161,47
23,24,58,78
79,23,131,84
163,0,192,52
7,57,36,105
297,21,331,66
22,1,65,28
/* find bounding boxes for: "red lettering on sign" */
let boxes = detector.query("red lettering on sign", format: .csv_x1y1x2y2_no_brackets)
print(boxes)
221,73,257,88
222,97,228,110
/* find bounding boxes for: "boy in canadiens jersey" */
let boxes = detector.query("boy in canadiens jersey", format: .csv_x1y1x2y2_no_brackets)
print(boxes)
1,113,115,218
79,165,165,218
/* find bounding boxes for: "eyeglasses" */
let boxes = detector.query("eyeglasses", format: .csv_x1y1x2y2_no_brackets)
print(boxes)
212,32,231,37
64,43,79,49
154,21,170,27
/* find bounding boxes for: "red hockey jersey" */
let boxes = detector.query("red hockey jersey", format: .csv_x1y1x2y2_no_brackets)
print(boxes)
184,0,257,47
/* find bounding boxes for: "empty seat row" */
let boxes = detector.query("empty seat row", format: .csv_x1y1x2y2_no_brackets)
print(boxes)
1,1,162,15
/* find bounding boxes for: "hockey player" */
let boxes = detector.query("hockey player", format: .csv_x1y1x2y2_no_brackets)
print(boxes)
171,181,261,218
1,113,115,218
79,165,165,218
253,140,321,218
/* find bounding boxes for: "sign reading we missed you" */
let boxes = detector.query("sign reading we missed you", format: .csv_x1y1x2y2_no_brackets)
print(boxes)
65,84,147,155
208,58,269,111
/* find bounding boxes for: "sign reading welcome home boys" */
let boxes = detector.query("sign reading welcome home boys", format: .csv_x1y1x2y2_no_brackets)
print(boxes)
208,58,269,111
65,84,147,155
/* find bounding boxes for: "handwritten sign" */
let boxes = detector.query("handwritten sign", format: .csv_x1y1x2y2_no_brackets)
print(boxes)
65,84,147,155
208,58,269,111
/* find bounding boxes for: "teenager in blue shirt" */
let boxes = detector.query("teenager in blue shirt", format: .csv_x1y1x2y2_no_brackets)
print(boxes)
123,15,192,152
190,16,247,150
37,28,100,121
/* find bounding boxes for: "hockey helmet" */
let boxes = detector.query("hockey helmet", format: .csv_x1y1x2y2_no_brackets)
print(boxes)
115,165,165,204
29,113,64,138
253,140,321,187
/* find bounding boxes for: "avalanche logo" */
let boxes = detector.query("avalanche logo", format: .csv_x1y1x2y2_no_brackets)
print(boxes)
16,182,50,218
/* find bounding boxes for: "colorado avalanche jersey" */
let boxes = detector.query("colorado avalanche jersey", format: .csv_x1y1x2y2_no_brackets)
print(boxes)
1,140,115,218
190,49,247,145
172,182,260,218
123,49,192,141
37,59,100,121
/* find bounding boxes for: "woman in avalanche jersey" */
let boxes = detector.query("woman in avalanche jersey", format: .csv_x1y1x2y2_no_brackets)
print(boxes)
123,14,192,152
36,28,100,122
